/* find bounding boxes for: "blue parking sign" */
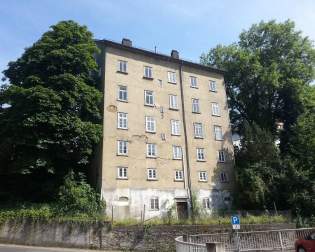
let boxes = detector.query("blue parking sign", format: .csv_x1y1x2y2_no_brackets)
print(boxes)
231,215,240,229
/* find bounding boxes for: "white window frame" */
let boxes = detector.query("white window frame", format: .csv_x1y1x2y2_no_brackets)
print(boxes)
218,150,226,163
172,145,182,160
171,120,181,136
220,172,228,183
209,80,217,92
150,197,159,210
196,148,205,161
146,143,157,158
192,98,200,113
190,76,197,88
167,71,177,84
194,123,203,138
214,125,223,141
211,102,220,116
174,170,184,181
118,85,128,102
202,198,210,209
144,90,154,106
117,60,127,73
169,94,178,110
199,171,208,182
147,168,157,180
117,140,128,156
117,167,128,179
117,112,128,129
144,66,153,79
145,116,156,133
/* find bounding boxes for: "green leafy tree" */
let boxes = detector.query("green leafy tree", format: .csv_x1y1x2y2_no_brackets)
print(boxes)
201,20,315,215
282,97,315,216
0,20,102,200
201,20,315,146
235,122,281,209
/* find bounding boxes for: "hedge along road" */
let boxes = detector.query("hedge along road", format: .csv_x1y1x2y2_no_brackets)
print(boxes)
0,244,121,252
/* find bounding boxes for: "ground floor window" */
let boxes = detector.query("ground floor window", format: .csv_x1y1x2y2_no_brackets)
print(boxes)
150,197,159,210
202,197,210,209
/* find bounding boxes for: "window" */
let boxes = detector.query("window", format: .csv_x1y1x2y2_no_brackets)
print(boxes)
147,168,157,180
144,66,153,79
173,145,182,159
199,171,208,182
209,80,217,92
118,85,128,101
171,120,181,135
117,60,127,73
196,148,205,161
211,103,220,116
190,76,197,88
150,197,159,210
145,116,156,133
117,112,128,129
168,71,176,84
192,98,200,113
169,95,178,110
147,143,157,158
175,170,184,181
214,125,223,140
144,90,154,106
117,140,128,155
202,198,210,209
117,167,127,179
220,172,228,183
194,123,203,138
218,150,225,163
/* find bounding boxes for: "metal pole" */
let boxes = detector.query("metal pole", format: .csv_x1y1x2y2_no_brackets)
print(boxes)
111,205,114,224
279,231,284,251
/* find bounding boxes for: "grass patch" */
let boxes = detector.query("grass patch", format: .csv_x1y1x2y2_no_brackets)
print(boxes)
112,214,289,227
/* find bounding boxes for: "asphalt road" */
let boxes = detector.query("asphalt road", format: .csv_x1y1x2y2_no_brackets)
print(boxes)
0,244,120,252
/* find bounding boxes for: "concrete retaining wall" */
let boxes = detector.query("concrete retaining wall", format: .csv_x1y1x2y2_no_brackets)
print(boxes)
0,218,295,251
0,218,110,249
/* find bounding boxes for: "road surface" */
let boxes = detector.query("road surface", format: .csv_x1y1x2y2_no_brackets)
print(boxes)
0,244,120,252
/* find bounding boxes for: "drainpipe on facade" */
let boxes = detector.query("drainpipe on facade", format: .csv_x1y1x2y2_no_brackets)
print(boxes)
178,61,193,216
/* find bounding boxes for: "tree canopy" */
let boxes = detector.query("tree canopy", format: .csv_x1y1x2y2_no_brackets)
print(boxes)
201,20,315,217
0,20,102,201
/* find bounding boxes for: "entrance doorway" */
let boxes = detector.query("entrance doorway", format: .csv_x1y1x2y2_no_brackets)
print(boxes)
176,201,188,220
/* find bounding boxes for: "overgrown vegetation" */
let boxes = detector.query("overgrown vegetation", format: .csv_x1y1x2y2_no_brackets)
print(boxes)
0,173,105,223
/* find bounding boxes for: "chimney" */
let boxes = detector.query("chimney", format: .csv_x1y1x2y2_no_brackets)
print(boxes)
171,50,179,59
122,38,132,47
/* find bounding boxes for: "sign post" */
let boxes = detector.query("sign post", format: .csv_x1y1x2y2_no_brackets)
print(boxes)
231,215,240,251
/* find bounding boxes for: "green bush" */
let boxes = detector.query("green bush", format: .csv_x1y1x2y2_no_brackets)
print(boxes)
0,204,54,222
56,172,105,217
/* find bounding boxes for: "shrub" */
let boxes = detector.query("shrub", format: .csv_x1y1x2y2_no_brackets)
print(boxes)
56,171,105,217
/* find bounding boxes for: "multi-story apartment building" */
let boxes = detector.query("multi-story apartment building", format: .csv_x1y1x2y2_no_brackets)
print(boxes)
95,38,234,220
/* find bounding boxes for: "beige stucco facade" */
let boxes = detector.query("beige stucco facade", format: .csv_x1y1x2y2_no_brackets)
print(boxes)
96,39,234,220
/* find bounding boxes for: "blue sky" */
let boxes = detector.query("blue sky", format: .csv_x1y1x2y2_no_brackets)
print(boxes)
1,0,315,83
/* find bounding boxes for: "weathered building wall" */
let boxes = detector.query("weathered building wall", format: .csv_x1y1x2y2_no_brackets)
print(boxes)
98,40,235,219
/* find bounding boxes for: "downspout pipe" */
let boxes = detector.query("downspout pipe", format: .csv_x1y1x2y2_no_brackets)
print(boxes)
178,60,193,215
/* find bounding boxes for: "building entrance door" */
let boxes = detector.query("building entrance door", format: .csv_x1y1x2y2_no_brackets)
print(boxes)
176,201,188,220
